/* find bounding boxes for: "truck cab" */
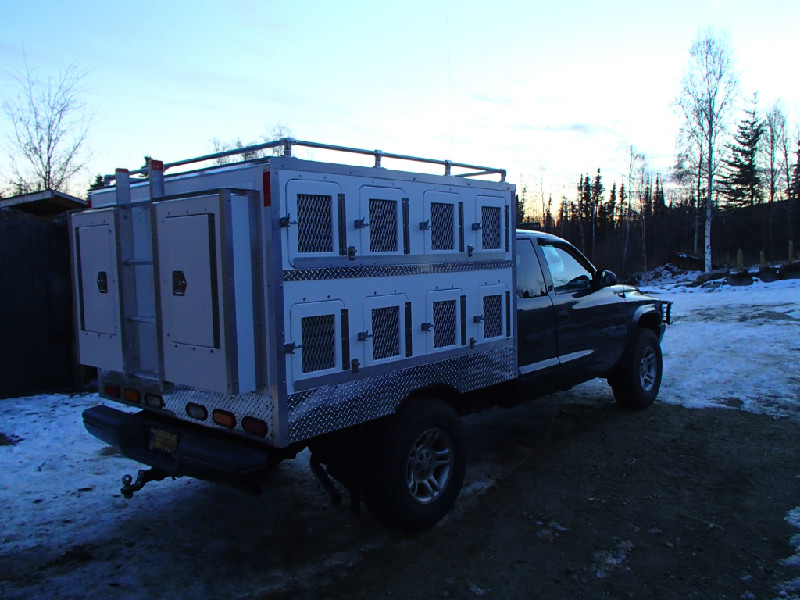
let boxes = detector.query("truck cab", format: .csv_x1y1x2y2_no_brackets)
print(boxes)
515,229,670,407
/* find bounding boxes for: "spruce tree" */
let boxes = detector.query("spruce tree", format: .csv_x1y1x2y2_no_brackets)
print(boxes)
88,174,104,191
591,169,603,258
608,182,617,233
545,194,553,232
720,98,764,206
654,175,666,215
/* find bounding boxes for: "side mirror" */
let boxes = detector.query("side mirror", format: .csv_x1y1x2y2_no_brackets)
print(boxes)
599,270,617,287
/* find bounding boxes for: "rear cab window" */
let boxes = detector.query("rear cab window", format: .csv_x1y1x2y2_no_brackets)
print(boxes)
515,239,548,298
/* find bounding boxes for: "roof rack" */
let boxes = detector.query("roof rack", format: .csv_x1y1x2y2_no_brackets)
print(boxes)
104,138,507,185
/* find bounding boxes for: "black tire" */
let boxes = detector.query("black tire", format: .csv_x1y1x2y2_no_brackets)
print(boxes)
364,397,466,531
609,328,663,409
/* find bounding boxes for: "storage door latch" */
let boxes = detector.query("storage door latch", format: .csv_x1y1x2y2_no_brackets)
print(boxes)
96,271,108,294
172,271,187,296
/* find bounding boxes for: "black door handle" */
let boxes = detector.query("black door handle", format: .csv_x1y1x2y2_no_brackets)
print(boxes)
172,270,187,296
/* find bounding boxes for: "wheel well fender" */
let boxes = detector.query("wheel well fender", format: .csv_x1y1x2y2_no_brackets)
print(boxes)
395,384,461,414
632,304,662,337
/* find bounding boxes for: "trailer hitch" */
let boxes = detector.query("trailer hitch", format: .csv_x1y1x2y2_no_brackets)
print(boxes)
309,451,362,515
120,468,168,499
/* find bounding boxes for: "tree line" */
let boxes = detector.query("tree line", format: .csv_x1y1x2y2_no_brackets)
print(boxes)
520,30,800,276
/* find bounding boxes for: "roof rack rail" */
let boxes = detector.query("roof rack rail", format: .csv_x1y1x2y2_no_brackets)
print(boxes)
103,138,507,185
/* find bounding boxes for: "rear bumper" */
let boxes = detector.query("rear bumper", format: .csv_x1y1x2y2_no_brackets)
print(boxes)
83,405,277,486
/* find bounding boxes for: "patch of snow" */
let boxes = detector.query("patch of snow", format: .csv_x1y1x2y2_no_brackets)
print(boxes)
593,540,633,578
461,478,496,496
468,582,488,596
653,278,800,420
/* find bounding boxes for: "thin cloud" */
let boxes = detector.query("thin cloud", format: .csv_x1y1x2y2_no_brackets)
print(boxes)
472,92,515,106
515,122,620,137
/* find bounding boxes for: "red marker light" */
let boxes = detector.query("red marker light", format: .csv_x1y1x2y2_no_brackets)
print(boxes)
262,171,271,206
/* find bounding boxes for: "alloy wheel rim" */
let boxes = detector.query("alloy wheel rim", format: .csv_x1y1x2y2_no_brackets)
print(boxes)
640,347,657,392
406,427,453,504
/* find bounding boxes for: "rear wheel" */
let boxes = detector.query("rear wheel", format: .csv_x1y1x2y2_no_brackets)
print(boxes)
609,329,663,409
364,397,465,531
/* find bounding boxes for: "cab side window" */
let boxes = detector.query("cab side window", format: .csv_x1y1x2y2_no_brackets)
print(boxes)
515,239,547,298
540,243,593,293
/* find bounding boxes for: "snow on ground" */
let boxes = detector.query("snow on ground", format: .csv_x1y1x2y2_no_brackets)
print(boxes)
1,272,799,598
649,276,800,419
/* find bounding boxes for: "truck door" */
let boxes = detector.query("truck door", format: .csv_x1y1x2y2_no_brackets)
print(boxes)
515,238,557,373
536,240,627,374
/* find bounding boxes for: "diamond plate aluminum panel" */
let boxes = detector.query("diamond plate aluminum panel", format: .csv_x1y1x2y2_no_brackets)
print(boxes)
100,370,276,442
482,206,501,249
297,194,333,253
369,198,398,253
282,260,513,282
286,344,516,443
430,202,455,250
168,386,274,439
483,294,503,338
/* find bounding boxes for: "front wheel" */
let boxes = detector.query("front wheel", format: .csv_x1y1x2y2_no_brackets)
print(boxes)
609,329,663,409
364,397,466,531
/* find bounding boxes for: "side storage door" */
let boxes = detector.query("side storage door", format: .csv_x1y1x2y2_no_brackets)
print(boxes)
357,186,406,257
475,284,509,343
288,300,346,386
361,294,409,366
154,191,260,395
424,289,464,353
284,180,344,266
473,195,508,255
422,191,461,255
70,209,124,372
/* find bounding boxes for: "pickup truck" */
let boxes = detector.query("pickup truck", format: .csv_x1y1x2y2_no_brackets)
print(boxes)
514,228,668,409
71,139,671,530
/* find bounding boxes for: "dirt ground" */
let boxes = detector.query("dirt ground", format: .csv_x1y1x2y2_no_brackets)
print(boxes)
3,392,800,600
288,398,800,600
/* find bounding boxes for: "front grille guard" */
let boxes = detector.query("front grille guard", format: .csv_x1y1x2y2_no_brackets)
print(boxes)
660,301,673,325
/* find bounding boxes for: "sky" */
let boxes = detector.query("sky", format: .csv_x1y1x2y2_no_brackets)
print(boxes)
1,0,799,210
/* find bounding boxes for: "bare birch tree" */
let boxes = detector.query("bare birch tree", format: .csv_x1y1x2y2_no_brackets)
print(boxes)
2,62,92,194
781,128,797,258
677,31,738,272
763,104,786,258
763,104,787,202
212,123,293,166
269,123,292,156
675,120,706,255
622,145,643,276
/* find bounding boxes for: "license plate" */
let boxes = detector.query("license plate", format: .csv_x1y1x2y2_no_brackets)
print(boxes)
149,428,178,456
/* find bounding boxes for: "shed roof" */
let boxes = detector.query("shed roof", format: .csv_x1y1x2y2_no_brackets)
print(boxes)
0,190,87,219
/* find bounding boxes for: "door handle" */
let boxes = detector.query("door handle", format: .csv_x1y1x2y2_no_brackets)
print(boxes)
96,271,108,294
172,270,187,296
558,311,570,322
